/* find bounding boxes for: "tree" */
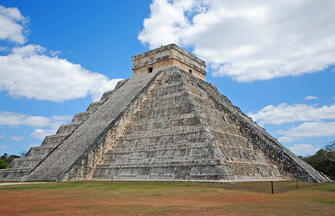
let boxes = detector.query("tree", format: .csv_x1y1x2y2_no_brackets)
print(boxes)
302,141,335,180
0,158,8,169
0,153,21,169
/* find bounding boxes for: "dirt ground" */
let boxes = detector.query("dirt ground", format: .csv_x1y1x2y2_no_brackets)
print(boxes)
0,181,334,216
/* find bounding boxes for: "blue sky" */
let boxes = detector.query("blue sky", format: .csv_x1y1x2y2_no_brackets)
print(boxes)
0,0,334,156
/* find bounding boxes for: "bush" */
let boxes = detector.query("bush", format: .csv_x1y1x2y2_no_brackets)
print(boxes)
302,141,335,180
0,153,20,169
0,158,8,169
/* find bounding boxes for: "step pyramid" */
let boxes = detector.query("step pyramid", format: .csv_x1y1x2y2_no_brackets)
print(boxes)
0,44,330,183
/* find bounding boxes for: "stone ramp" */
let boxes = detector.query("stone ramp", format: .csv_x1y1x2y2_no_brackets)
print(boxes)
0,79,128,182
25,72,159,181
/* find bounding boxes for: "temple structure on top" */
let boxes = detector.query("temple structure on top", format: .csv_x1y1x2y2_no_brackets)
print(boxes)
132,44,207,80
0,44,330,183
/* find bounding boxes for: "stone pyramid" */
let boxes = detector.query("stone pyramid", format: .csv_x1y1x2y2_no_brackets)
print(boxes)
0,44,330,183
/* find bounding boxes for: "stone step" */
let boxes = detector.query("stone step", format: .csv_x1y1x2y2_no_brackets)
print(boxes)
25,146,54,158
105,155,218,165
97,158,222,168
117,130,211,143
0,168,31,181
56,122,81,135
115,79,128,90
8,157,43,169
93,162,233,180
41,134,69,147
123,125,205,138
107,142,212,154
132,103,194,121
86,101,104,113
100,89,116,101
72,112,91,124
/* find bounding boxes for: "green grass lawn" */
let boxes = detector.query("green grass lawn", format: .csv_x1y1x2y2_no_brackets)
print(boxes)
0,181,334,216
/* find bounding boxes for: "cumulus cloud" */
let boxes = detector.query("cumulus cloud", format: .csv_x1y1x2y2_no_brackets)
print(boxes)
30,128,57,140
139,0,335,82
0,5,27,43
10,136,24,141
304,96,318,101
30,115,72,139
0,111,69,127
0,44,123,102
0,5,123,102
289,144,319,156
249,103,335,125
0,111,71,140
278,121,335,142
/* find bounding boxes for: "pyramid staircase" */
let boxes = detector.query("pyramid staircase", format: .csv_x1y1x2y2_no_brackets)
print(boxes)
0,80,128,181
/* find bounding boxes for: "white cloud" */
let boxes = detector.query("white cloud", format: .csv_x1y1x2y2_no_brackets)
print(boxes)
30,128,57,140
0,44,123,102
0,111,69,127
249,103,335,125
0,5,27,43
0,5,123,102
10,136,24,141
304,96,318,101
30,115,72,140
289,144,319,156
0,111,71,140
139,0,335,82
278,121,335,142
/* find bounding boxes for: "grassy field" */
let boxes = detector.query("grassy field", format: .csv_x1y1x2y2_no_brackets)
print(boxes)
0,181,334,216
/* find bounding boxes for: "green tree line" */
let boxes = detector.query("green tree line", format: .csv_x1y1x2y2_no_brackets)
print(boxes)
300,141,335,180
0,153,20,169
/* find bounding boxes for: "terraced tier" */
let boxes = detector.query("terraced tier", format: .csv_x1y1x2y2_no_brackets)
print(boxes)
24,72,158,181
89,68,329,183
0,79,128,182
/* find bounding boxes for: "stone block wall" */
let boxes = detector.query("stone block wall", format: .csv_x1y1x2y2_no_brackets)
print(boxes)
132,44,206,80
